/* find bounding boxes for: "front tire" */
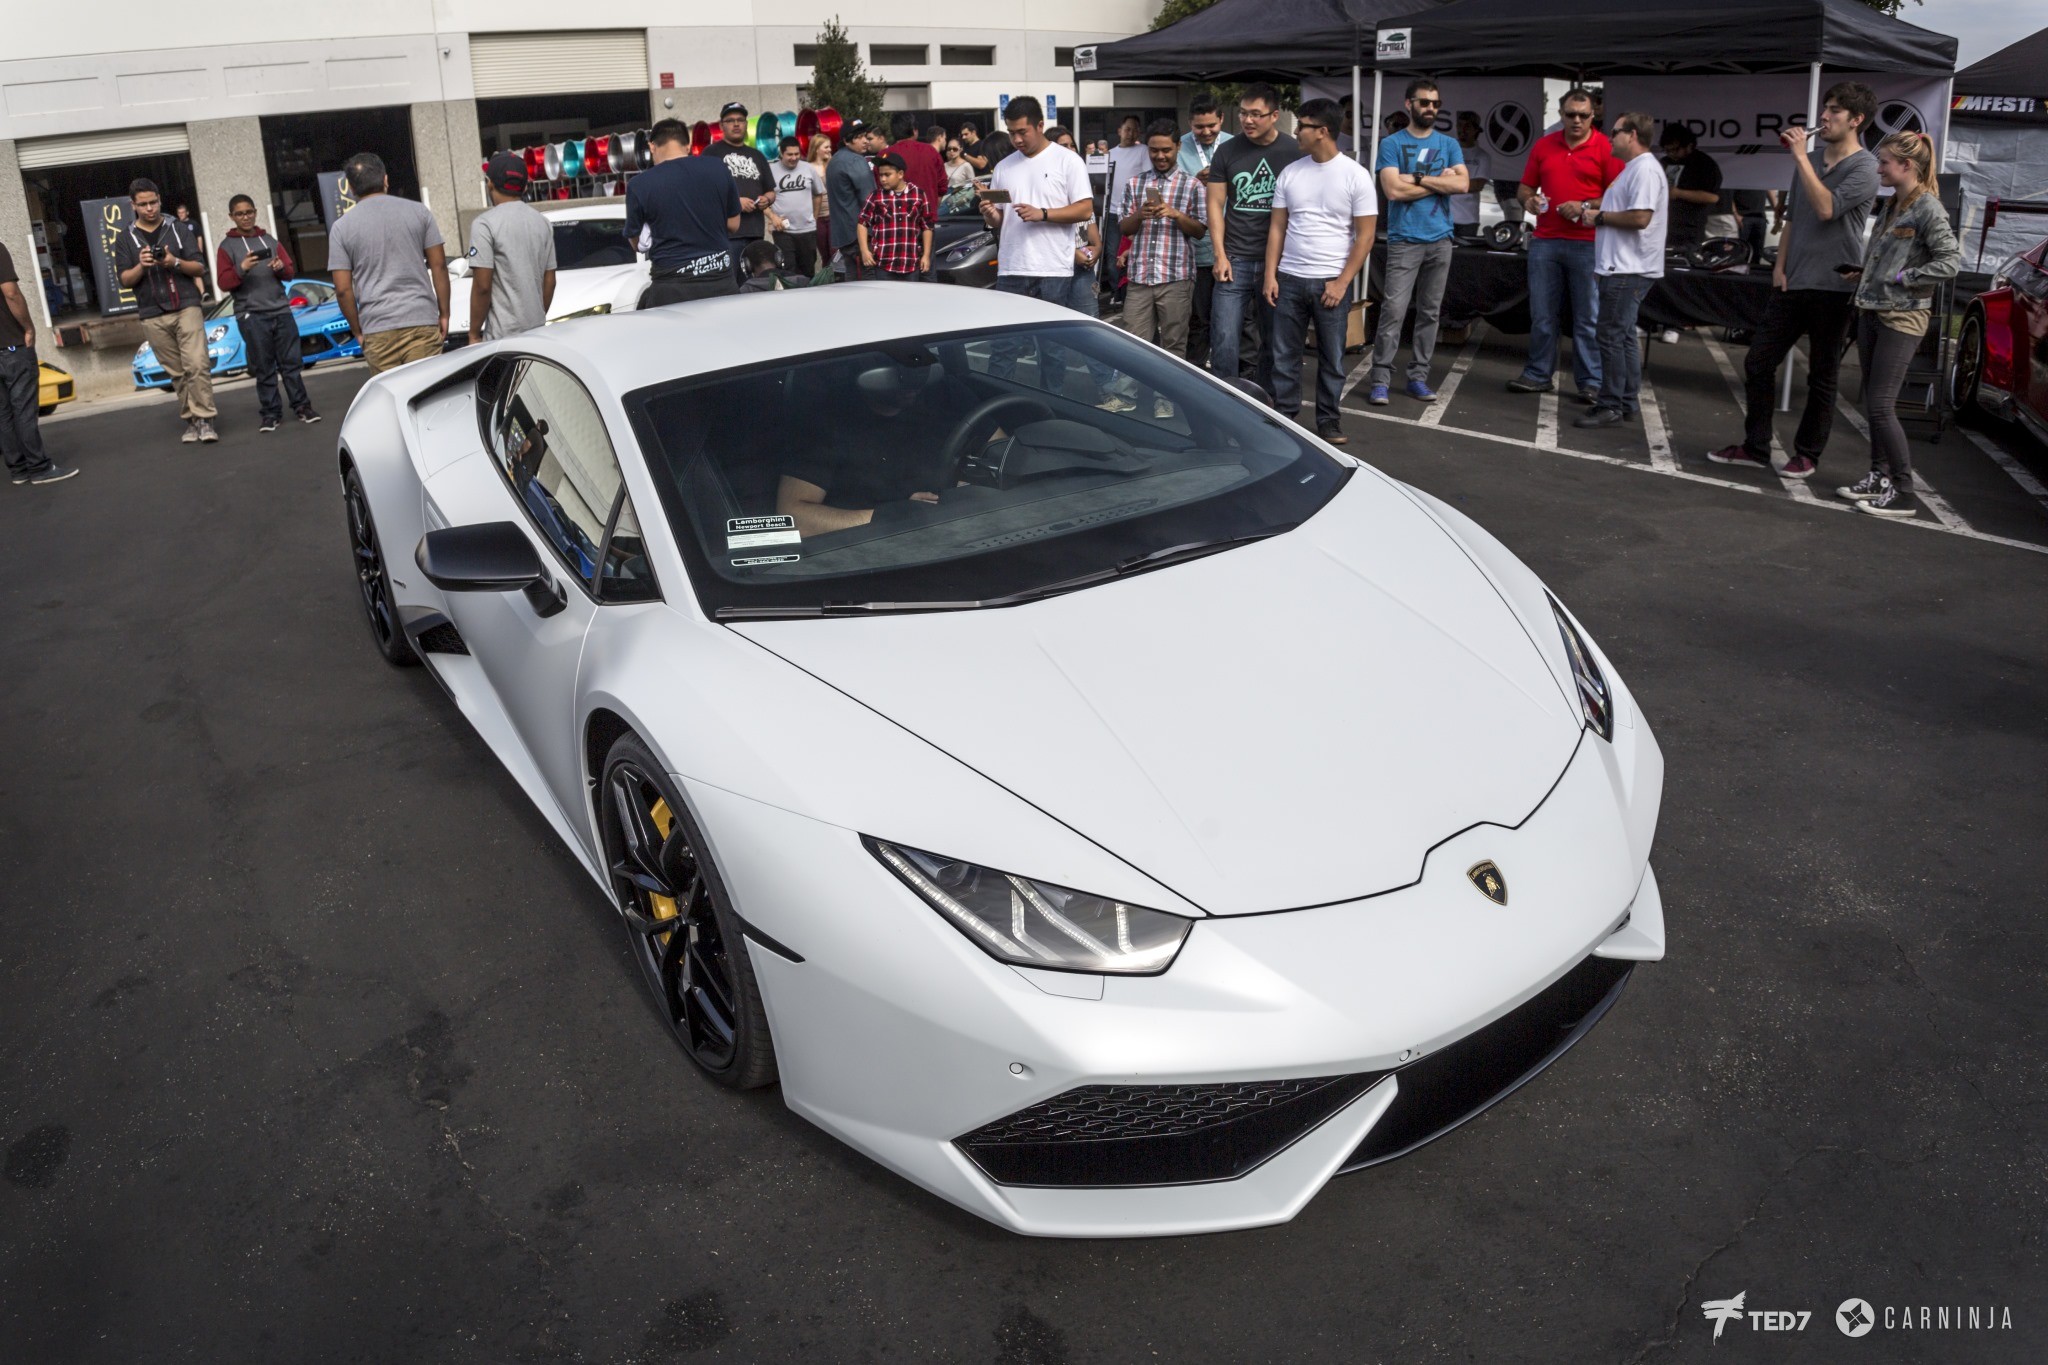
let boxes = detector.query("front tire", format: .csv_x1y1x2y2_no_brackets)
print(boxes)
599,734,777,1089
342,464,418,667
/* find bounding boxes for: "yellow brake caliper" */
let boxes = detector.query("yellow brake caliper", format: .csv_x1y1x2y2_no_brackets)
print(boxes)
648,799,680,942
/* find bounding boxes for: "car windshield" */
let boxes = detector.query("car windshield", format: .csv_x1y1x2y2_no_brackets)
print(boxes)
625,321,1348,618
553,217,634,271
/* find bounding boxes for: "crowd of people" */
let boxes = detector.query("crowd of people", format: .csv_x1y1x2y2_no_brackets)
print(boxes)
0,84,1963,504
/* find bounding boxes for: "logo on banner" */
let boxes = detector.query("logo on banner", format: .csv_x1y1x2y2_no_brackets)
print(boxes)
1073,45,1097,74
1864,98,1926,149
1376,28,1412,61
1485,101,1535,158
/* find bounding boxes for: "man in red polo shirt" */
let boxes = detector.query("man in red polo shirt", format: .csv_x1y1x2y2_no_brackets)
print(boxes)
1509,88,1622,401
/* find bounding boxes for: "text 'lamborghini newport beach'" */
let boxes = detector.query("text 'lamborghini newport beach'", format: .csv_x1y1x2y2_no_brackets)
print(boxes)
336,284,1665,1238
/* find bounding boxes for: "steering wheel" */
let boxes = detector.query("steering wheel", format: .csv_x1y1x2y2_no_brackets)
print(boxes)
938,394,1056,484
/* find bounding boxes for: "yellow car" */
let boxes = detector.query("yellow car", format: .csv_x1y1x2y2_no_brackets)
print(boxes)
38,361,74,416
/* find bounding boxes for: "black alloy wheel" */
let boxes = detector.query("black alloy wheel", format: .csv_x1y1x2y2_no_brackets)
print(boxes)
343,465,418,667
600,734,777,1089
1950,312,1985,417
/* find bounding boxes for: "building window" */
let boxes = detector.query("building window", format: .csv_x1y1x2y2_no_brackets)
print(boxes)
1055,48,1075,68
870,44,929,66
793,44,820,65
941,46,995,66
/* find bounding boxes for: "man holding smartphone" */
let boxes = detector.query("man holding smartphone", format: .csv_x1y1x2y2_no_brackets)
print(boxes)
216,194,319,433
115,178,217,443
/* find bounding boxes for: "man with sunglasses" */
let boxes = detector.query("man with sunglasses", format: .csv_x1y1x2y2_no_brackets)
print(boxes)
1367,78,1466,406
1510,89,1620,402
1208,84,1304,391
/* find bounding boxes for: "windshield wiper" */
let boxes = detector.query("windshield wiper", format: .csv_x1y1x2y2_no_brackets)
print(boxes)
713,529,1287,621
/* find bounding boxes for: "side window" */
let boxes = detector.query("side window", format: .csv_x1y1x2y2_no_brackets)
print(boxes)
490,359,658,602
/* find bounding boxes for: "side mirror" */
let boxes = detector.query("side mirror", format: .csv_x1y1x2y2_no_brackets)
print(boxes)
416,523,566,617
1225,376,1273,408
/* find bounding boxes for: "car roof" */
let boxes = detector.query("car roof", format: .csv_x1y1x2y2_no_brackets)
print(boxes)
532,283,1093,394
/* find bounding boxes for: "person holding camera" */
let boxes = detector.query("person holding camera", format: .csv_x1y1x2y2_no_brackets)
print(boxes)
115,178,217,443
216,194,319,433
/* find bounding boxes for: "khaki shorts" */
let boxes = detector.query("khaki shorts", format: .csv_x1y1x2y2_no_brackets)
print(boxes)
361,325,445,374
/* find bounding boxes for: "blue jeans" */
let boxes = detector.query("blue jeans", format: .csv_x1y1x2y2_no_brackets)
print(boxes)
240,307,309,423
1521,237,1600,392
1209,256,1275,391
1269,272,1350,428
991,273,1097,393
1593,272,1655,416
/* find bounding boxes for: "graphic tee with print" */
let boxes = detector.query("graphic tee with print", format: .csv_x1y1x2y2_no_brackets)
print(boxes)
772,159,825,234
988,144,1095,278
1274,154,1379,278
1208,133,1304,264
1375,129,1465,242
719,143,775,239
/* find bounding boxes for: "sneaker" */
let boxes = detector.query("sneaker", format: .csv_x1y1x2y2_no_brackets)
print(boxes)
1573,406,1626,429
259,417,280,434
196,419,219,443
1858,479,1919,518
28,464,79,485
1094,394,1136,414
1505,376,1553,394
1707,444,1772,470
181,420,200,444
1317,422,1349,447
1659,328,1681,345
1838,469,1886,502
1405,380,1437,402
9,468,30,485
1367,383,1390,406
296,408,322,425
1779,455,1816,479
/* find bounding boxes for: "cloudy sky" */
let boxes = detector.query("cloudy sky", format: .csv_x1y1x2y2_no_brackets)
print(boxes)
1909,0,2032,69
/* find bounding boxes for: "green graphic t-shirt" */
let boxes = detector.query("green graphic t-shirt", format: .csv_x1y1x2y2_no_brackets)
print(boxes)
1209,132,1304,264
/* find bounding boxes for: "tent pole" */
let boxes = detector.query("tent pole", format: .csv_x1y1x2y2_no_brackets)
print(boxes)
1781,61,1822,414
1371,70,1384,154
1354,63,1366,304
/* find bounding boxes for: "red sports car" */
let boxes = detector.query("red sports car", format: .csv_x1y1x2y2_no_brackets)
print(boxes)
1953,228,2048,446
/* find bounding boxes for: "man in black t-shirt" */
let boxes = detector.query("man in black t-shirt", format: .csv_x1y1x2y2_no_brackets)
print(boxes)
1659,126,1723,250
716,102,777,280
1205,84,1303,389
776,364,975,536
0,241,77,484
113,177,217,444
625,120,742,308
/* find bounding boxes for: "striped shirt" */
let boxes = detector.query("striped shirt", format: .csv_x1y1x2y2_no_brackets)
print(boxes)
1115,168,1205,286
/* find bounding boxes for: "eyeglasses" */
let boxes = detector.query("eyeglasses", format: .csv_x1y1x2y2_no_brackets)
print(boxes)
230,206,258,216
1562,110,1594,120
1412,99,1441,109
1297,121,1327,132
1239,107,1276,120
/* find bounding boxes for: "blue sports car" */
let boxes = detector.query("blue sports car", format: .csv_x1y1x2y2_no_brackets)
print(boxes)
133,277,361,389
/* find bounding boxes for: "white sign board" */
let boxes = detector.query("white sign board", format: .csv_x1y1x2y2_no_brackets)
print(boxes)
1073,46,1098,75
1376,28,1412,62
1601,71,1952,190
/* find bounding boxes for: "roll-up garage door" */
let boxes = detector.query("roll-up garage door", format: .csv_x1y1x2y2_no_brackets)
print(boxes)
17,125,190,171
470,31,649,99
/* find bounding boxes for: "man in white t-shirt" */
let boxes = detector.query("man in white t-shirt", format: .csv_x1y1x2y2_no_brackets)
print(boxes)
1262,97,1379,443
979,96,1100,388
1563,111,1667,428
1452,112,1492,242
1101,115,1151,303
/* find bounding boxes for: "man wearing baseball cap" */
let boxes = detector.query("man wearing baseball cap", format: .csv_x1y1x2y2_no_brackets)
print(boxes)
717,101,776,279
467,151,556,343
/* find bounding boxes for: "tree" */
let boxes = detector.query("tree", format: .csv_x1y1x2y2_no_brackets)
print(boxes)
1854,0,1920,15
799,17,885,127
1150,0,1218,28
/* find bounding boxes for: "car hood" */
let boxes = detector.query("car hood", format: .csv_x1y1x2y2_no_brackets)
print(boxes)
733,470,1585,916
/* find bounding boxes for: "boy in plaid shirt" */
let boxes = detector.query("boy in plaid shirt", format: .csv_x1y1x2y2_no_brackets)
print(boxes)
1114,120,1208,357
857,153,934,281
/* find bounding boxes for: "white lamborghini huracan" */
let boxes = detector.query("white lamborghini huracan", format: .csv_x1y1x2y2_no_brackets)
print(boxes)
337,284,1664,1238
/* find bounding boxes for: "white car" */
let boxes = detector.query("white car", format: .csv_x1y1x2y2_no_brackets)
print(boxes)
337,285,1665,1238
446,198,647,335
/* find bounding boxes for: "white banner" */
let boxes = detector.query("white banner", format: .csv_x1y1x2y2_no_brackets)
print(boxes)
1303,76,1545,180
1601,72,1952,191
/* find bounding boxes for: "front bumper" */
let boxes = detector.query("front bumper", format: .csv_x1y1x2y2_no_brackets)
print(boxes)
687,712,1663,1237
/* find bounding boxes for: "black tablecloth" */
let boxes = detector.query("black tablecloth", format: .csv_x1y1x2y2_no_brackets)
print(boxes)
1400,244,1776,335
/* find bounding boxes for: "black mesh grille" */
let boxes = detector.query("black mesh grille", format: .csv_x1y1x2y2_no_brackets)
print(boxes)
956,1073,1378,1188
415,622,468,654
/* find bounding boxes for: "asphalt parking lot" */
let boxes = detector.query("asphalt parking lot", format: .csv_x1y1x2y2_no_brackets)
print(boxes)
3,341,2045,1362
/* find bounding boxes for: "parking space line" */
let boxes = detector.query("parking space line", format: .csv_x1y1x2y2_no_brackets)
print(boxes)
1962,427,2048,514
1420,325,1482,428
1342,404,2048,557
1638,375,1678,473
1535,388,1560,449
1701,334,1825,505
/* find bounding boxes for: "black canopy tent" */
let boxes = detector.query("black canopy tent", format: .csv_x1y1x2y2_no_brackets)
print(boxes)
1949,28,2048,266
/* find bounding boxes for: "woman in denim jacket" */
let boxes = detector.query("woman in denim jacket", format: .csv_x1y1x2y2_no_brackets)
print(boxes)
1837,130,1959,518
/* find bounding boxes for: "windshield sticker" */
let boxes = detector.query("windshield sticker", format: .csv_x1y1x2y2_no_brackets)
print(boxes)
727,514,802,551
731,553,802,567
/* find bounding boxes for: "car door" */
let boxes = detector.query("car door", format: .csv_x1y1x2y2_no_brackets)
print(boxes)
2017,249,2048,422
424,355,659,827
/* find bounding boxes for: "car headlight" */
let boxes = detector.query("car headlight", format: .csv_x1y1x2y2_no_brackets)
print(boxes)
550,303,612,323
1549,595,1614,741
940,231,994,264
206,325,229,344
868,839,1192,974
